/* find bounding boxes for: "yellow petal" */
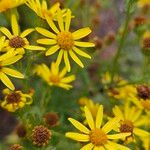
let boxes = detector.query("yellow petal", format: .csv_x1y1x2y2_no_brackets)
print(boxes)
11,14,19,36
107,133,131,139
37,39,56,45
84,106,95,130
73,46,91,59
0,72,15,90
96,105,103,128
125,101,130,119
81,143,94,150
69,50,84,68
104,144,116,150
25,45,46,51
134,128,150,137
68,118,90,134
2,67,24,78
20,28,34,37
45,15,59,33
94,146,105,150
107,141,130,150
132,109,142,123
64,51,70,72
113,106,124,120
51,62,59,75
36,27,56,39
57,9,64,31
46,45,60,56
61,75,75,83
2,55,23,66
58,83,72,90
102,117,120,134
56,50,63,66
73,27,91,40
74,41,95,47
65,132,89,142
0,27,12,39
65,9,71,31
59,67,67,78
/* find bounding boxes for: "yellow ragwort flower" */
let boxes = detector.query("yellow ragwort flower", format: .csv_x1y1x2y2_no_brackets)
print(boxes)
113,102,149,142
66,105,131,150
0,0,25,12
26,0,63,20
0,51,24,90
1,88,33,112
0,14,45,55
34,62,75,90
137,0,150,8
36,9,94,72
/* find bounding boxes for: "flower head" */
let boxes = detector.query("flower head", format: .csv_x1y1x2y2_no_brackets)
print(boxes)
0,51,24,90
8,144,23,150
26,0,64,20
0,14,45,55
1,88,33,112
43,112,59,127
36,9,94,71
34,62,75,90
113,102,149,142
66,105,131,150
0,0,25,12
32,125,51,147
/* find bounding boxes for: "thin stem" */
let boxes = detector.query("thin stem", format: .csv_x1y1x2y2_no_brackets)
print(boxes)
111,1,132,81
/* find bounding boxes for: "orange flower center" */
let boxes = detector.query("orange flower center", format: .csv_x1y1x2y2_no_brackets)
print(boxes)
119,120,134,133
49,75,60,84
9,36,25,48
57,32,74,50
89,128,107,146
7,92,21,104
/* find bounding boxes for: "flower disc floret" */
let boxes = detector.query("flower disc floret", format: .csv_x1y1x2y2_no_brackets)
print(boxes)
9,36,25,48
57,31,74,50
90,128,107,146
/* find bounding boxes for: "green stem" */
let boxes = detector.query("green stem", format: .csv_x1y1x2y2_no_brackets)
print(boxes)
111,1,132,81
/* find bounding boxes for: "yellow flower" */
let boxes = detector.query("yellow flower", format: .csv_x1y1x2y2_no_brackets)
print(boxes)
0,0,25,12
34,62,75,90
66,105,131,150
0,51,24,90
0,14,45,55
137,0,150,8
113,102,149,142
26,0,63,20
36,9,94,72
1,88,33,112
108,84,137,100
